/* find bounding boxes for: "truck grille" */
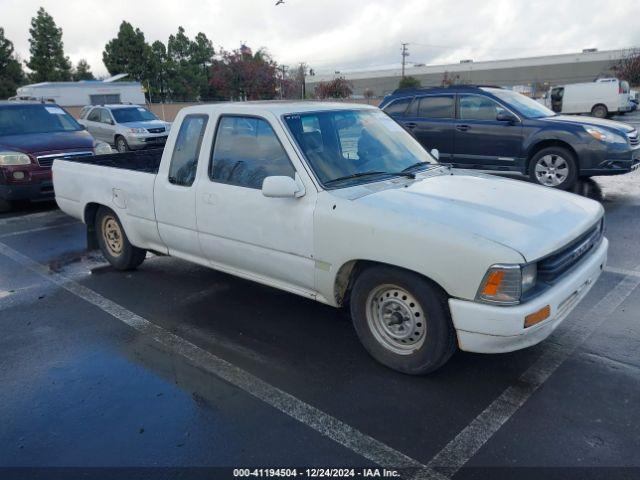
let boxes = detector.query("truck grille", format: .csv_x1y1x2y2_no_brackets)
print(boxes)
36,151,94,168
628,130,639,147
537,221,604,283
147,127,166,133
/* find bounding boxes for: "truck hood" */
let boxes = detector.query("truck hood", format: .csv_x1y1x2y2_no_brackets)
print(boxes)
351,172,603,262
0,130,94,154
541,115,635,134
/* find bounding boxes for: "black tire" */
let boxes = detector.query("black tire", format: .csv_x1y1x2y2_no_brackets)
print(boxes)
115,136,129,153
591,104,608,119
0,198,11,213
95,206,146,270
350,265,457,375
528,146,578,190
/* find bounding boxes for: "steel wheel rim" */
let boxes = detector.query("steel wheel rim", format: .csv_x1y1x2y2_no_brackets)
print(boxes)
365,284,427,355
534,154,569,186
101,215,123,257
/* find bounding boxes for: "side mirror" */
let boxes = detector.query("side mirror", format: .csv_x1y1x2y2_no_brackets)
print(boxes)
262,176,302,198
496,111,519,123
430,148,440,161
109,119,115,125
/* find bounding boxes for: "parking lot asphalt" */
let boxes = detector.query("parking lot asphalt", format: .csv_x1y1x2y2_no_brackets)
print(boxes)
1,119,640,479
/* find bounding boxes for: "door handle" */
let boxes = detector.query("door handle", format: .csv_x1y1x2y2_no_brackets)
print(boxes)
404,122,417,129
455,124,470,132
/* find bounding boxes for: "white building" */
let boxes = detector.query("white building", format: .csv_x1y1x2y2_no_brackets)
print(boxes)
14,74,146,107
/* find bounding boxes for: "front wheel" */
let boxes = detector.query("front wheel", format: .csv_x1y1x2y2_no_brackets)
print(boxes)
591,104,608,119
529,146,578,190
115,136,130,153
95,206,146,270
350,266,457,375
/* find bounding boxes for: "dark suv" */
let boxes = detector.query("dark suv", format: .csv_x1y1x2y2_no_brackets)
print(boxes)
380,86,640,189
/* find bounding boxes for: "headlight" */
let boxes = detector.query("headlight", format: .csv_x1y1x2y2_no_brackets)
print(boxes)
584,126,627,144
128,127,147,134
94,141,112,155
476,263,538,305
0,151,31,166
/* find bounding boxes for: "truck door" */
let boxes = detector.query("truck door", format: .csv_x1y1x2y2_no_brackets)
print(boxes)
550,87,564,113
196,114,316,292
154,113,209,260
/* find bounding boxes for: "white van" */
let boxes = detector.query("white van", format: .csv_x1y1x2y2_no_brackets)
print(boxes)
541,78,631,118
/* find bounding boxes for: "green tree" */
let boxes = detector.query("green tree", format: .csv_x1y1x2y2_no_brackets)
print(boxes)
398,75,421,90
72,59,94,81
148,40,168,101
25,7,72,82
103,21,151,82
0,27,25,98
165,27,214,101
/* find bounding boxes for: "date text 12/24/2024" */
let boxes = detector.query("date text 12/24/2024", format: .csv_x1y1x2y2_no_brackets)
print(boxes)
233,468,401,478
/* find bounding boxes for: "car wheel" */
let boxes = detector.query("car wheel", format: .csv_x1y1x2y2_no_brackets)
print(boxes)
350,265,457,375
115,136,129,153
95,206,146,270
591,104,608,119
529,147,578,190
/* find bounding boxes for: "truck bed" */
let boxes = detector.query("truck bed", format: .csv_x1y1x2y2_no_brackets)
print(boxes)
61,148,163,174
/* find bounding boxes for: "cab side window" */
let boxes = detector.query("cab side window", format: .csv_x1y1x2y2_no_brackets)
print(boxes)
210,116,295,189
168,114,208,187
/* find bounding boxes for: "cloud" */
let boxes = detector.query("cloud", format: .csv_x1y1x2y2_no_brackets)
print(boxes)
1,0,639,78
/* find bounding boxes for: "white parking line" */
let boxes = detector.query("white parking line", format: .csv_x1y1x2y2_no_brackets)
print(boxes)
0,221,80,239
426,270,640,477
0,239,444,480
0,210,62,226
604,265,640,279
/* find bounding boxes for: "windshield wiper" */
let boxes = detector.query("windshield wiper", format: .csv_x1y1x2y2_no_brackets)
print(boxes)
401,161,433,173
324,170,389,186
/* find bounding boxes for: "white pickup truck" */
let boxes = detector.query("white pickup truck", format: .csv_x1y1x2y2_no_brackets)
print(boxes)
53,102,608,374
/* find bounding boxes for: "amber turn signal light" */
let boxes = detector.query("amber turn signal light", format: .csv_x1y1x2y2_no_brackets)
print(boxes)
524,305,551,328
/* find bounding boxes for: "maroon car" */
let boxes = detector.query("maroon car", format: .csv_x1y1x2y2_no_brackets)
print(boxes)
0,101,107,212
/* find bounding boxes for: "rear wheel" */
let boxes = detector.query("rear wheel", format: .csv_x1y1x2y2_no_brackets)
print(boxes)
529,146,578,190
115,136,129,153
95,206,146,270
350,265,457,375
591,104,608,119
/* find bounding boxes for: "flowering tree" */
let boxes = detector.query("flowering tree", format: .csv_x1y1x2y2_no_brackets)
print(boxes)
209,45,278,100
314,77,353,99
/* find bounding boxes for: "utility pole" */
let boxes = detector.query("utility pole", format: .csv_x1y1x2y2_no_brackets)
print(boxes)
401,43,409,78
280,65,288,99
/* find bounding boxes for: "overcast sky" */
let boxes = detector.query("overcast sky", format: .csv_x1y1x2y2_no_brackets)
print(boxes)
2,0,640,77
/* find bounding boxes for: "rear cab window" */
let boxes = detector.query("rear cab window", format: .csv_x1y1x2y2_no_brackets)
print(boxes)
209,116,295,189
168,114,209,187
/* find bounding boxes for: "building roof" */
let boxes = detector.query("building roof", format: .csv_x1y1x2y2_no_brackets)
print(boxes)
307,49,629,83
20,81,142,89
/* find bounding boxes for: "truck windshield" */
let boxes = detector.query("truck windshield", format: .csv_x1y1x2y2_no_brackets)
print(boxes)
0,104,82,136
486,89,556,119
111,107,158,123
284,109,437,188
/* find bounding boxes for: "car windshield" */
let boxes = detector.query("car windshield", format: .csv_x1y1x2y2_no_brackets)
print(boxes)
0,104,82,136
111,107,158,123
284,109,437,188
485,88,556,119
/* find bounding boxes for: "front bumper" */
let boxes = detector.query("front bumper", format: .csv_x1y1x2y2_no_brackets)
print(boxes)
449,238,608,354
126,133,168,149
0,180,54,201
580,142,640,176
